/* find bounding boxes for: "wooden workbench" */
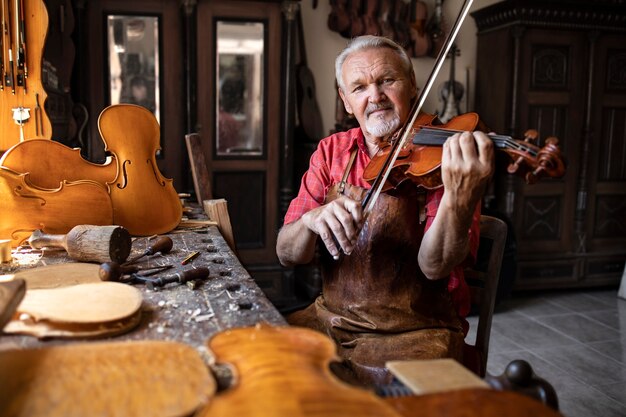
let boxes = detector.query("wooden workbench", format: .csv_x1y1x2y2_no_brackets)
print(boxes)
0,224,286,353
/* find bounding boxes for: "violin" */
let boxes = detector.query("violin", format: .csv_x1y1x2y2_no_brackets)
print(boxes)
362,112,566,192
98,104,182,236
362,0,381,36
359,0,565,216
409,0,430,57
327,0,350,36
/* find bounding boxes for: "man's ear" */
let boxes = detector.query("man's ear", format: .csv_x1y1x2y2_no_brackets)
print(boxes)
338,88,353,114
409,69,418,99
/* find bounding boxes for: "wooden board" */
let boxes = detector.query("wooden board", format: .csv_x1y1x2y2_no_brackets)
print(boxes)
3,310,141,339
386,359,490,395
0,279,26,330
0,340,216,417
12,263,101,289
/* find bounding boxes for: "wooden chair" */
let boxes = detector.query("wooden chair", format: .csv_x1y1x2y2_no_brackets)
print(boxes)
462,214,508,378
185,133,212,205
185,133,237,253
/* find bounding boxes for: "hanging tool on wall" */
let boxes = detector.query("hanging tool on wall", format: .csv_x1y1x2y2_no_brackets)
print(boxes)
11,106,29,140
0,0,4,91
5,0,15,93
34,92,42,135
15,0,27,91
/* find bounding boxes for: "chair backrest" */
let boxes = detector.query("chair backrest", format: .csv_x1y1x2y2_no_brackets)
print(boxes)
463,214,508,377
185,133,213,205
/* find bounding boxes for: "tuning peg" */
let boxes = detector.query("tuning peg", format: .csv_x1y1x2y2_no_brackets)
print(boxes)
523,129,538,143
544,136,559,146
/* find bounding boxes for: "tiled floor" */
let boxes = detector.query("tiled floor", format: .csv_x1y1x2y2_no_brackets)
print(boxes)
465,287,626,417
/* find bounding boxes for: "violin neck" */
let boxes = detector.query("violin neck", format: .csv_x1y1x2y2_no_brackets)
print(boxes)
412,127,535,155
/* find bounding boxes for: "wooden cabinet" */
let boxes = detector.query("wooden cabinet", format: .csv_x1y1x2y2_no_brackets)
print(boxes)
472,0,626,290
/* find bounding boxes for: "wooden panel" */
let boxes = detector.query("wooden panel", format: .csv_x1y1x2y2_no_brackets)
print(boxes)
213,171,265,250
521,196,562,240
593,195,626,238
598,107,626,181
586,257,626,279
516,259,580,289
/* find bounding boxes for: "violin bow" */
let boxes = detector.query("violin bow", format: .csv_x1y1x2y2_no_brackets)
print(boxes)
362,0,474,216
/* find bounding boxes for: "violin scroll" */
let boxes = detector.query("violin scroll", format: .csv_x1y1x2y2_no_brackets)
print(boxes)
506,131,566,184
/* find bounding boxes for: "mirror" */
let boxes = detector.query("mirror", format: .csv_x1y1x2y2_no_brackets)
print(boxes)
216,21,265,156
106,15,160,122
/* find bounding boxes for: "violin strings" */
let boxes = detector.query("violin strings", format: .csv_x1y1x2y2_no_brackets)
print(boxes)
413,127,539,157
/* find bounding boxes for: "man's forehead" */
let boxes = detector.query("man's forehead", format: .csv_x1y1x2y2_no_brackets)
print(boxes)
342,48,405,82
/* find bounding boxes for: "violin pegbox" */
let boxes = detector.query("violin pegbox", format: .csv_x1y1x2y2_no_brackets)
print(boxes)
506,130,566,184
529,136,566,183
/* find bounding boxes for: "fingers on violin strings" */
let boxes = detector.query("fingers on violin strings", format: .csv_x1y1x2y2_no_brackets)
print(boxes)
444,132,464,163
474,131,496,168
458,131,478,157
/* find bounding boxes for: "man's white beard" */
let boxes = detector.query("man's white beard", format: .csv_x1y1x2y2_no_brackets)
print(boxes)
366,113,400,137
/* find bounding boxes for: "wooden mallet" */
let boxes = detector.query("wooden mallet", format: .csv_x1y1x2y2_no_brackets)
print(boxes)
28,225,132,264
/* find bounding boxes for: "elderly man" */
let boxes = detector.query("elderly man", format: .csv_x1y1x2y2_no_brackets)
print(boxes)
277,35,494,385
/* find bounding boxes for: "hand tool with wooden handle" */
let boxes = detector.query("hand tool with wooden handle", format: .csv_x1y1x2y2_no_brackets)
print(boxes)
27,225,132,264
123,236,173,266
98,261,173,282
143,267,210,290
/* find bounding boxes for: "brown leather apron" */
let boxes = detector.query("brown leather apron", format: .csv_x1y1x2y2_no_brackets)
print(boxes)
287,149,463,386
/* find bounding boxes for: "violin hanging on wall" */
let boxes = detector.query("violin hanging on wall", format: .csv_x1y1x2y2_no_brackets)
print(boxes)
437,43,464,123
0,0,51,151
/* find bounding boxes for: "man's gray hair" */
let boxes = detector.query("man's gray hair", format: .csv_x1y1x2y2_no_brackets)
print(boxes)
335,35,414,91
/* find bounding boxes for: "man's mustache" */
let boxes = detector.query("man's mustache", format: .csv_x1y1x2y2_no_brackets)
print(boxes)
366,103,393,117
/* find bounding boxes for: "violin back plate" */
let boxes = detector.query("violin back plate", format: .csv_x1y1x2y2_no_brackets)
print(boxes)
0,167,113,247
98,104,182,235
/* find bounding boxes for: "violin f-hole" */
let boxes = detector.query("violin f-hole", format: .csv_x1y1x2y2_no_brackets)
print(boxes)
117,160,131,189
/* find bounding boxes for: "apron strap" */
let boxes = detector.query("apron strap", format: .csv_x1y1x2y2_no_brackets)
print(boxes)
338,147,358,195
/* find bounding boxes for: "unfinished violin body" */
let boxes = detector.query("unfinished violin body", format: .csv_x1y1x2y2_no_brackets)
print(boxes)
0,167,112,247
199,324,402,417
0,139,117,188
98,104,182,236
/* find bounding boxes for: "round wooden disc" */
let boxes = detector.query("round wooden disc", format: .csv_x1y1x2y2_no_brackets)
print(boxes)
16,282,142,323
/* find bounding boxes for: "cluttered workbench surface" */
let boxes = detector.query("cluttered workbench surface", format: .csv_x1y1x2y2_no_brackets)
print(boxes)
0,224,286,351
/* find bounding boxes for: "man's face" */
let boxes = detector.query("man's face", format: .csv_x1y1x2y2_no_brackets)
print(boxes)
339,47,417,141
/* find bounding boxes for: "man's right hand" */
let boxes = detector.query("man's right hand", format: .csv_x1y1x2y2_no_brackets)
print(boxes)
301,195,363,258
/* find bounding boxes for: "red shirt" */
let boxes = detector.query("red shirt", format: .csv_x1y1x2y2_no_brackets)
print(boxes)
283,127,480,324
